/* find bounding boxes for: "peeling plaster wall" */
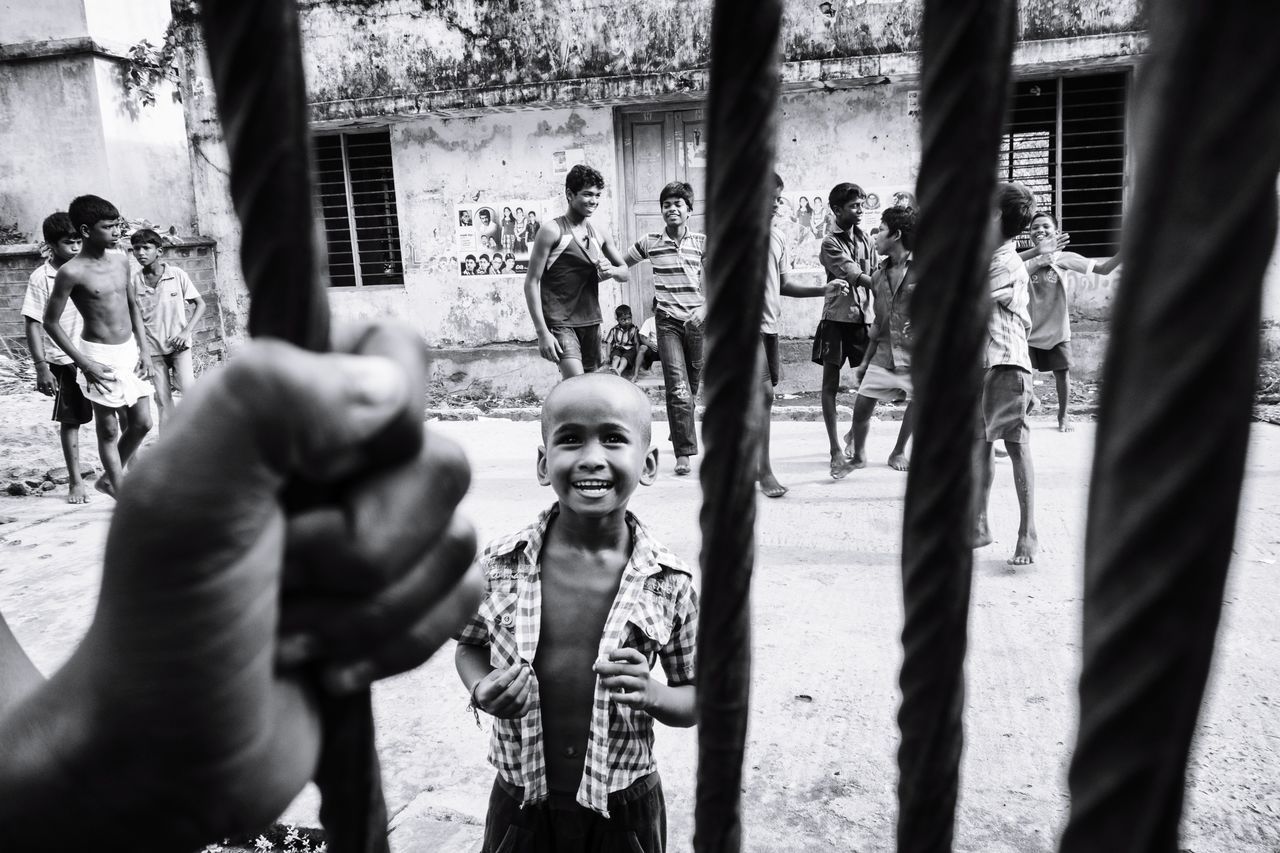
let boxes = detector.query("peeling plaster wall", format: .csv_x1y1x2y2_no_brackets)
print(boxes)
297,0,1144,102
383,107,624,345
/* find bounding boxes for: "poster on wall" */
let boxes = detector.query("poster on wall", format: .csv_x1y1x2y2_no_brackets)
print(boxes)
455,200,552,277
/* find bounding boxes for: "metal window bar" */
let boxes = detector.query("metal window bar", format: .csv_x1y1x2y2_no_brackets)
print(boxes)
314,131,405,287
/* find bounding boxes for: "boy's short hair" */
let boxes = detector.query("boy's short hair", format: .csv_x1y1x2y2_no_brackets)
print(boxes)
659,181,694,210
616,303,632,318
566,164,605,195
68,195,120,231
878,206,917,251
995,182,1036,240
1030,210,1058,229
828,182,867,210
129,228,164,248
41,212,76,245
774,172,785,191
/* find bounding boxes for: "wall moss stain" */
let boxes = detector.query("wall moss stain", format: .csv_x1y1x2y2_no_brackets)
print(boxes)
1022,0,1145,40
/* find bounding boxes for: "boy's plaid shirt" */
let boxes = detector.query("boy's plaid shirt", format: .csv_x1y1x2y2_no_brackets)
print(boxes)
985,242,1032,371
456,504,699,818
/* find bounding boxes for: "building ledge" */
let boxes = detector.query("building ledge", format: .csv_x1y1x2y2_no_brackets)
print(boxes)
309,31,1148,127
0,236,216,257
0,35,136,64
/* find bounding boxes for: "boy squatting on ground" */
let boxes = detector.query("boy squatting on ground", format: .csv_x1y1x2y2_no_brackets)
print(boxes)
524,165,627,380
602,304,640,376
43,195,154,498
130,228,206,427
757,173,850,499
848,205,919,472
1019,211,1121,433
21,212,92,503
974,182,1038,566
455,373,698,853
605,181,708,476
816,182,877,481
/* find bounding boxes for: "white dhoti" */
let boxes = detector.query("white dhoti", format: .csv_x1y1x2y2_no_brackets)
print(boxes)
75,336,154,408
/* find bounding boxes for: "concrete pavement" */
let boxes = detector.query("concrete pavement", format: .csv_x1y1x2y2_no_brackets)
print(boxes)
2,417,1279,851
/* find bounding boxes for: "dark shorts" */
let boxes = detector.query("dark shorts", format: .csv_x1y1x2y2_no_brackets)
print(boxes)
639,344,659,371
50,363,92,426
483,772,666,853
551,324,602,372
813,320,869,369
610,345,636,368
979,365,1031,444
1029,341,1072,372
760,333,780,386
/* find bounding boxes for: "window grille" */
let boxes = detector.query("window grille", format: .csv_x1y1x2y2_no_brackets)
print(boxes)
999,72,1129,255
313,130,404,287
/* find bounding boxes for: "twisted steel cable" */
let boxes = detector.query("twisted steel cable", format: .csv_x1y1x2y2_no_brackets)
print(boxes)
1059,0,1280,849
693,1,781,850
198,2,389,851
897,1,1016,850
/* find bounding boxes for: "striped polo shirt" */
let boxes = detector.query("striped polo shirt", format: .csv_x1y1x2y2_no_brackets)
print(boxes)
985,241,1032,371
624,229,707,322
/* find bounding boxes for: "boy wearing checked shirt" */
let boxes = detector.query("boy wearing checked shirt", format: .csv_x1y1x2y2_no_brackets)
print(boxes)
456,373,698,853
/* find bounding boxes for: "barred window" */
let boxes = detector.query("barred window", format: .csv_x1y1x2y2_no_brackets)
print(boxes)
313,130,404,287
999,72,1129,255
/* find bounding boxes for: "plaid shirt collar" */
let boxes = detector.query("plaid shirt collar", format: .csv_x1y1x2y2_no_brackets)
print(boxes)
486,503,689,817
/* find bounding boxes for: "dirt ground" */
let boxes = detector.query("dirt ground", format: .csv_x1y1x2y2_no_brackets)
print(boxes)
2,384,1279,852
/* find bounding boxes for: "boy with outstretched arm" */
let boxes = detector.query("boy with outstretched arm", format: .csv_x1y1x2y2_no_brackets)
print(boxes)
850,205,918,472
606,181,707,476
758,173,849,498
524,165,628,380
21,212,91,503
43,195,154,498
456,373,697,852
974,183,1038,566
817,182,876,480
1019,211,1121,432
130,228,206,427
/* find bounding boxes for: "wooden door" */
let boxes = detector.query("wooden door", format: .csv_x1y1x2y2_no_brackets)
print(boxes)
619,105,708,320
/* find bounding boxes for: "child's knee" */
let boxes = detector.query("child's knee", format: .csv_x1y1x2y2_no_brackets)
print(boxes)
96,417,120,441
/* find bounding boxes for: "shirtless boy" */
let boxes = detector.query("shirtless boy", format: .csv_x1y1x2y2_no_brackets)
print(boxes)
21,212,91,503
456,373,698,852
44,195,154,498
524,165,628,379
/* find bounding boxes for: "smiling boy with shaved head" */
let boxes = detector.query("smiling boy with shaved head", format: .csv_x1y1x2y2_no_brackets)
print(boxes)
456,373,698,852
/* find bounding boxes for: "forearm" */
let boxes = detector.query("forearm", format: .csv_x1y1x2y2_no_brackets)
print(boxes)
523,277,550,335
780,281,828,299
129,306,152,359
43,321,86,369
645,682,696,727
860,335,880,368
455,642,495,693
23,319,48,364
1094,254,1122,276
182,300,207,336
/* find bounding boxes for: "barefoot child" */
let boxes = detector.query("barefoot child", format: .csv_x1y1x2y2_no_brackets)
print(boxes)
43,195,154,498
850,205,918,472
21,212,92,503
758,173,849,498
816,182,876,480
1019,212,1121,432
129,228,205,427
602,304,639,376
524,165,627,379
456,373,697,852
974,183,1038,566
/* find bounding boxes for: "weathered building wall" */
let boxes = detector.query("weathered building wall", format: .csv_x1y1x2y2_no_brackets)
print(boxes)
0,0,195,240
297,0,1145,103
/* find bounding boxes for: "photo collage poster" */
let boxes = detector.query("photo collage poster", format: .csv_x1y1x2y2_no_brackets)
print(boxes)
455,200,551,278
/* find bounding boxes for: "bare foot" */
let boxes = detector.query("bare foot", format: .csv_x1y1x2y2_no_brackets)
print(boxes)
887,452,909,471
1008,532,1038,565
842,429,856,459
674,456,692,476
830,452,855,480
66,482,90,504
759,473,788,499
1058,418,1075,433
94,477,116,499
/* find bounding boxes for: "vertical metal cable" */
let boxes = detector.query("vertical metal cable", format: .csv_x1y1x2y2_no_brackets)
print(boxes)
694,1,781,851
897,1,1016,850
1059,0,1280,849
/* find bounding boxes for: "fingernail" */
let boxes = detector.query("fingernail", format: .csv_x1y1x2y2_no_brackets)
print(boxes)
324,661,375,694
342,356,407,409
